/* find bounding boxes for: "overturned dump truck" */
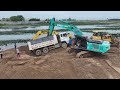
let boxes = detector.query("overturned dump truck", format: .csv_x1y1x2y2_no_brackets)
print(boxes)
27,32,71,56
28,35,60,56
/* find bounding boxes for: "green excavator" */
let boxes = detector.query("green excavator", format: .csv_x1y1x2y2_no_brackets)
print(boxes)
49,18,110,57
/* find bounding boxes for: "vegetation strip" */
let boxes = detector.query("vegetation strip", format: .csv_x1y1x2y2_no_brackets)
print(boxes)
1,20,120,27
0,39,31,46
0,28,120,35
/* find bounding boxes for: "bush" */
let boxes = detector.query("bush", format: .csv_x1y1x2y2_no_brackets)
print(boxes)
29,18,40,21
10,15,25,21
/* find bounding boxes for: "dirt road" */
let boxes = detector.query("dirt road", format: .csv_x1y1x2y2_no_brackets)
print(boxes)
0,45,119,79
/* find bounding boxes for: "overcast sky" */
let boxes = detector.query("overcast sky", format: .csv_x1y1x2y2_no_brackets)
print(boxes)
0,11,120,20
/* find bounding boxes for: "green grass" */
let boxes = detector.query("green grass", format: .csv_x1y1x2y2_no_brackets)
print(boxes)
81,27,120,30
0,30,47,35
0,24,7,26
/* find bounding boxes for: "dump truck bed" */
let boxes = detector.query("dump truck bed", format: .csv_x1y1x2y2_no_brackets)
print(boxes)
27,35,58,51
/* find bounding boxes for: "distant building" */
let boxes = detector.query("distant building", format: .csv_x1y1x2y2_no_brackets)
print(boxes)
2,18,10,21
108,19,120,21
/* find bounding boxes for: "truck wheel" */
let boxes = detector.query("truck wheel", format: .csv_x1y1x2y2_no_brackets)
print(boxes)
35,49,42,56
61,42,67,48
43,47,49,54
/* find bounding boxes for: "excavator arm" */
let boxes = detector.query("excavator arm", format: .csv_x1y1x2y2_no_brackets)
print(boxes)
32,30,59,40
33,18,82,40
32,31,43,40
49,18,83,37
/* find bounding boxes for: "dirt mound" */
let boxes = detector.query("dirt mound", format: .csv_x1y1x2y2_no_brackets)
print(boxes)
0,45,119,79
19,46,30,54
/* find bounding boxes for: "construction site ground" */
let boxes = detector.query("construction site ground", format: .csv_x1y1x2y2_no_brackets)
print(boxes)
0,44,120,79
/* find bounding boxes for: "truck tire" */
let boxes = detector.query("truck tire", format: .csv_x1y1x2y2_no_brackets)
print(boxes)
42,47,49,54
35,49,42,56
61,42,67,48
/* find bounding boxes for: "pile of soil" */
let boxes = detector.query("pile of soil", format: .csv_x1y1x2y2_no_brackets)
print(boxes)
0,43,119,79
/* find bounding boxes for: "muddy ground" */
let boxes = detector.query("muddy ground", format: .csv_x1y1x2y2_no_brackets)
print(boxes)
0,44,119,79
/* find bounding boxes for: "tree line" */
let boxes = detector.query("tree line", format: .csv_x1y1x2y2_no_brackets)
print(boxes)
1,15,41,22
1,15,76,22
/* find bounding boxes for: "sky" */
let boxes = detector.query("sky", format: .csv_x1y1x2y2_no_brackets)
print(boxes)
0,11,120,20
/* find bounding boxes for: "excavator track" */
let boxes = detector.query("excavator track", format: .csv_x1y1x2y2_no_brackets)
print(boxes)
66,47,96,58
66,47,71,52
76,51,94,58
66,47,75,53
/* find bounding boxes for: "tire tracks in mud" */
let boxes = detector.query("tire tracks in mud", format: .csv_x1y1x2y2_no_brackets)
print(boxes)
104,60,120,75
95,59,120,79
80,58,114,79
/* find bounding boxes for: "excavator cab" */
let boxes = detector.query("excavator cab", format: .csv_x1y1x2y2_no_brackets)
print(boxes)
76,36,88,49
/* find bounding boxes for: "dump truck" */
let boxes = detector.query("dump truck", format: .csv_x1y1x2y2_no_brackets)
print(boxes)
27,32,72,56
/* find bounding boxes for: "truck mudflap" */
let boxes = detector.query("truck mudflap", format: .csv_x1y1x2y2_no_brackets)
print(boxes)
54,43,60,48
27,42,32,50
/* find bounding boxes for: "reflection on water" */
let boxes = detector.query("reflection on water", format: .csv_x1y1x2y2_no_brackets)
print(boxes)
0,29,12,31
95,30,120,34
0,34,34,40
1,25,120,32
2,30,119,41
0,25,109,31
0,34,47,40
17,25,107,30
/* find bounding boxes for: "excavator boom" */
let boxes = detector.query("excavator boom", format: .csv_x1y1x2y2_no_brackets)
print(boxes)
49,18,83,37
49,18,110,54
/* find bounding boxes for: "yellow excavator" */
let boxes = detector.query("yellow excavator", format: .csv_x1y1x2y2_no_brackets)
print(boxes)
32,30,72,40
32,30,59,40
91,31,112,42
91,31,119,47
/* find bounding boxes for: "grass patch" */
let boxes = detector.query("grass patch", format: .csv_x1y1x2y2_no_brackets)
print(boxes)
80,28,120,30
0,39,31,46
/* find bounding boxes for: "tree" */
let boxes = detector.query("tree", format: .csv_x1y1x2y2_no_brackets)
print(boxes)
17,15,25,21
10,15,25,21
29,18,40,21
